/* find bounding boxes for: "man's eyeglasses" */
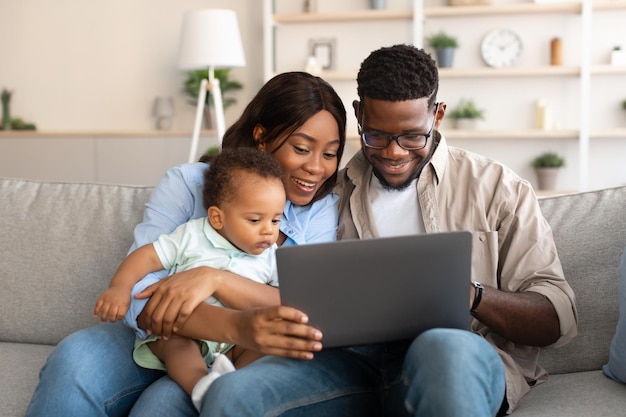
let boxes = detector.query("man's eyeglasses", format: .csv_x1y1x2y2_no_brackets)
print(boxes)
358,102,440,151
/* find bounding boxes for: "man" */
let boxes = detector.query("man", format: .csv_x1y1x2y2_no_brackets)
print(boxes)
204,44,578,416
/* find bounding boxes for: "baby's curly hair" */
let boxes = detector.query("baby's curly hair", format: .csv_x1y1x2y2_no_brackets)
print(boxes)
202,147,283,210
357,44,439,108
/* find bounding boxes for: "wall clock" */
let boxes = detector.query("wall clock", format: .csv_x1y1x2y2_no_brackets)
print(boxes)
480,29,523,68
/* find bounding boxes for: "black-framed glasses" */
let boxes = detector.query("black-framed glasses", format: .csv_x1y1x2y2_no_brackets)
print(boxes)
358,102,440,151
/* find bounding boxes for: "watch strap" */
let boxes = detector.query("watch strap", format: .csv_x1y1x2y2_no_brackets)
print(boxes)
471,281,483,315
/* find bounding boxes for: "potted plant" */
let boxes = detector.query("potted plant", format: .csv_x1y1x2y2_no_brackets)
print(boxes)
183,68,243,128
1,88,12,130
532,151,565,191
0,89,36,130
448,99,485,129
426,31,459,68
611,45,626,66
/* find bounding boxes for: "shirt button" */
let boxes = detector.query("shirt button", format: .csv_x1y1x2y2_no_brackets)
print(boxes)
479,234,486,242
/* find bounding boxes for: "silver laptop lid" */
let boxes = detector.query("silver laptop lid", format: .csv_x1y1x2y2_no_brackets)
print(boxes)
277,231,472,348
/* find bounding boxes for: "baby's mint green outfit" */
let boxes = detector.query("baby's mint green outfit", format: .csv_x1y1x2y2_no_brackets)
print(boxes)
133,217,278,370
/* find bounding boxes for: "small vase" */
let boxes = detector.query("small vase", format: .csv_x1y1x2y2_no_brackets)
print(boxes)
535,167,560,190
435,47,455,68
610,50,626,66
455,118,478,130
369,0,386,9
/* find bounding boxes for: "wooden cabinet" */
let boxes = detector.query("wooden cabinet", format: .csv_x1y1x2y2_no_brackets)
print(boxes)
0,131,219,186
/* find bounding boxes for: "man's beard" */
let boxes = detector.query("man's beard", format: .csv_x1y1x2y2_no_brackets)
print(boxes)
370,138,438,191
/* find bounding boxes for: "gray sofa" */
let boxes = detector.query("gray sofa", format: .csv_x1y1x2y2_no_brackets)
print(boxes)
1,177,625,417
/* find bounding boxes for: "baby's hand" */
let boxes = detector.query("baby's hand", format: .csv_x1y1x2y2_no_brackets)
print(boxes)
94,287,131,322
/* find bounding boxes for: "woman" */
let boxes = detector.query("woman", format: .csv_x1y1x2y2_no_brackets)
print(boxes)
26,71,346,417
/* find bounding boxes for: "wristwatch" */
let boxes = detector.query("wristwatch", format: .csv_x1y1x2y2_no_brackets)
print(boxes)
471,281,483,315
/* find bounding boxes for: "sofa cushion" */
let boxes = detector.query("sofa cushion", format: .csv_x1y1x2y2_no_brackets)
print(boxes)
0,178,153,345
0,342,54,417
514,370,626,417
537,186,626,374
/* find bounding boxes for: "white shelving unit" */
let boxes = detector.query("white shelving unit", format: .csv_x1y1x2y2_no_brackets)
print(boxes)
263,0,626,191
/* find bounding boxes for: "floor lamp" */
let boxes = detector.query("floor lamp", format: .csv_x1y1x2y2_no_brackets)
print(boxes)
177,9,246,163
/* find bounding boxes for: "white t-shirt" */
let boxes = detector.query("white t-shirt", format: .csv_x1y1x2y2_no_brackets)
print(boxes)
369,175,425,237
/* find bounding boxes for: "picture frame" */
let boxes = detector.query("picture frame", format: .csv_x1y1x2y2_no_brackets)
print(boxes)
309,38,335,70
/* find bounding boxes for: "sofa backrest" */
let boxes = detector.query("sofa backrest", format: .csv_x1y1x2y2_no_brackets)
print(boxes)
1,178,625,375
0,178,153,345
538,186,626,374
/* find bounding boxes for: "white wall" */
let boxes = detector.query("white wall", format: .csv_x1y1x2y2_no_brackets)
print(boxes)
1,0,625,189
0,0,264,131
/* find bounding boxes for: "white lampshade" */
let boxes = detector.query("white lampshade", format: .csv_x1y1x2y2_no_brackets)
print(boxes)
177,9,246,70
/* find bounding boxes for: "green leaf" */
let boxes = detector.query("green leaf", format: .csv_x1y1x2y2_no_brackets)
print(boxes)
426,31,459,49
532,152,565,168
448,99,484,120
182,68,243,109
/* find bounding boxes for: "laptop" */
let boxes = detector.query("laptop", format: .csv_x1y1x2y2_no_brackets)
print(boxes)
277,231,472,348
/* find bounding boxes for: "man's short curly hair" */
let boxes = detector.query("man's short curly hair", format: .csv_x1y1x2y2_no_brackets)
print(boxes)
202,147,283,210
357,44,439,107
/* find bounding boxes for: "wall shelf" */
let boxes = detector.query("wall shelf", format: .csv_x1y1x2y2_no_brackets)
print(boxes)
274,9,412,23
425,2,582,18
589,128,626,139
270,1,615,22
312,66,626,80
0,130,213,138
593,1,626,12
349,128,626,141
591,65,626,75
444,129,580,140
438,129,625,140
439,66,581,78
303,66,586,80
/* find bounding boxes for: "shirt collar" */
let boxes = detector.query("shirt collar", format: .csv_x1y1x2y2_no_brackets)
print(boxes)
202,219,238,250
428,131,449,186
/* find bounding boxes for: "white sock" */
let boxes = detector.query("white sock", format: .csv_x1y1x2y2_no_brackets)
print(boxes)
191,354,235,411
212,353,236,374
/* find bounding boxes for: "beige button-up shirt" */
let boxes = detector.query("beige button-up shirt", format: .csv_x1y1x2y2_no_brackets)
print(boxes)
335,135,578,412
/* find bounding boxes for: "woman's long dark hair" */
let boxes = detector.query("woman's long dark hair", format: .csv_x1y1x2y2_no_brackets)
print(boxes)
201,71,346,205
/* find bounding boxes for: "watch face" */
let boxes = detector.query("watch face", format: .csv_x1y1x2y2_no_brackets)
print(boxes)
480,29,523,68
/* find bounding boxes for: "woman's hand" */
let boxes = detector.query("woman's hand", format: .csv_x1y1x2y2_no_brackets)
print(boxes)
140,300,324,359
233,306,324,360
135,267,223,338
135,266,281,338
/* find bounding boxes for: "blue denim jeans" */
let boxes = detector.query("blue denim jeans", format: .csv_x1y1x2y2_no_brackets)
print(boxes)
202,328,506,417
25,321,197,417
26,324,504,416
603,245,626,384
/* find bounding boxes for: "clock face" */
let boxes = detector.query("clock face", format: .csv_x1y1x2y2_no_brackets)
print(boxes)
480,29,523,68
